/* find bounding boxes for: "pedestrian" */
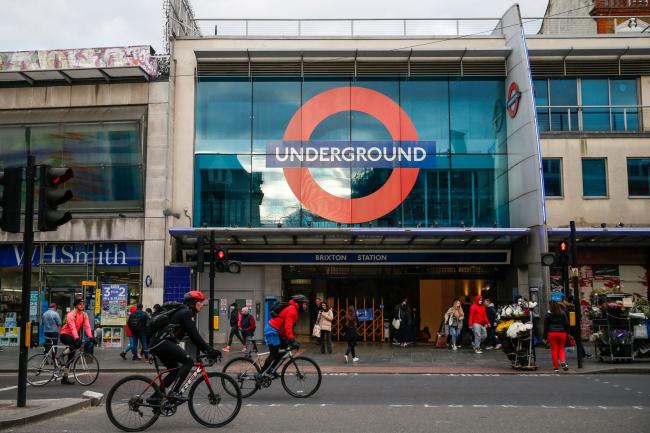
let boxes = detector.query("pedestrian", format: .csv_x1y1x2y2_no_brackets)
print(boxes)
239,306,257,356
42,303,61,355
468,295,490,354
127,303,149,360
318,301,334,354
393,298,414,347
119,305,137,360
223,302,244,352
312,297,323,345
343,305,359,363
444,299,464,350
484,297,501,350
461,296,472,346
544,301,570,373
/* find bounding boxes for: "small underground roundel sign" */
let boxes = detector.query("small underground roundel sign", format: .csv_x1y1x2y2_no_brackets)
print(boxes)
267,86,437,224
506,82,522,118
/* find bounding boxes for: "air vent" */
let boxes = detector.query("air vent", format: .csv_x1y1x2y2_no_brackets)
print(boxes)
620,59,650,76
303,61,355,76
530,60,564,77
409,61,462,76
462,60,507,76
250,62,301,76
196,62,248,76
565,59,619,76
356,61,409,76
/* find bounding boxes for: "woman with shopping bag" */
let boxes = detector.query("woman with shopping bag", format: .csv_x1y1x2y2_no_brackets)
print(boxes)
317,302,334,354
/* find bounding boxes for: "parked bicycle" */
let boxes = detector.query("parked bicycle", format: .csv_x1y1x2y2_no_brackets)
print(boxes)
26,341,99,386
105,353,241,432
222,339,322,398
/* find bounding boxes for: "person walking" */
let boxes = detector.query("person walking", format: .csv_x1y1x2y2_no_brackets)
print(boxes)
343,305,359,363
318,301,334,354
484,297,501,350
127,304,149,360
468,295,490,354
223,303,244,352
239,306,257,356
393,298,414,347
312,297,323,345
42,303,61,355
444,299,464,350
544,301,570,373
120,305,137,360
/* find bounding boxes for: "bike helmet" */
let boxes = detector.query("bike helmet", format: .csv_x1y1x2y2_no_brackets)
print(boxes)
184,290,206,304
291,294,308,304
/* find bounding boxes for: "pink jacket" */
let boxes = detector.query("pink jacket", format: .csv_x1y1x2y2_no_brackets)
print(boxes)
60,310,92,340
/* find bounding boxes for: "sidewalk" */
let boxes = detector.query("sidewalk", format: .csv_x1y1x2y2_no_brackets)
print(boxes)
1,342,648,375
0,398,91,429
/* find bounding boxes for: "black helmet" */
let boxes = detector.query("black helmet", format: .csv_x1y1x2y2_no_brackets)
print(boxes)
291,294,308,304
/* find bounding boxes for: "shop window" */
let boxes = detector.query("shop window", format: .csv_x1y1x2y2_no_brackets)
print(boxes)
582,158,608,197
627,158,650,197
542,158,563,197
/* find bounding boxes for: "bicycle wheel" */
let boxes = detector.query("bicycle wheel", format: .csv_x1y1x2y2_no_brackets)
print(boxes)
73,352,100,385
222,356,260,398
26,353,55,386
106,375,161,432
188,372,241,428
281,356,322,398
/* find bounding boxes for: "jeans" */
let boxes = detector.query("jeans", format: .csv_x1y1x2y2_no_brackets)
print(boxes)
320,330,332,354
449,326,459,347
486,326,499,347
227,326,244,346
130,333,148,358
242,334,257,356
472,324,487,350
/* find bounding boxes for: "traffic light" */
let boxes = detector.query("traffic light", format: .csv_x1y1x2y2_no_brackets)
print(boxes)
37,165,74,231
0,167,23,233
214,248,241,273
557,239,570,266
196,236,205,273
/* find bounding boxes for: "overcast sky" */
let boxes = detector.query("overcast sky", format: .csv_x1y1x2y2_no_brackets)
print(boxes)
0,0,551,53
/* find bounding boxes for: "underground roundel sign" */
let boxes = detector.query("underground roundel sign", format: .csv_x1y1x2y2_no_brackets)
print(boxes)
506,82,522,118
266,86,436,224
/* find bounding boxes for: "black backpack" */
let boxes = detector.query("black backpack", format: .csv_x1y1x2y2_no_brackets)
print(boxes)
127,310,144,331
270,302,289,318
147,302,183,336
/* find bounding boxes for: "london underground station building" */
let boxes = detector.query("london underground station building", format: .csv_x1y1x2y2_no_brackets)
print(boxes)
167,5,650,342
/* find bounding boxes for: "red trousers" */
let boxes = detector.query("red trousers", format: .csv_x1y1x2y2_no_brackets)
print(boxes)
547,331,567,369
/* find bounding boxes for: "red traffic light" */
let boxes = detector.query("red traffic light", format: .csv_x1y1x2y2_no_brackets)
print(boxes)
559,241,568,252
216,249,227,261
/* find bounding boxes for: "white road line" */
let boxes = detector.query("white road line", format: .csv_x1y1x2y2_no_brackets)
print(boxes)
390,404,413,407
598,406,608,410
0,385,18,392
624,388,631,391
448,404,463,407
633,406,643,410
472,404,488,407
613,384,620,388
424,404,438,408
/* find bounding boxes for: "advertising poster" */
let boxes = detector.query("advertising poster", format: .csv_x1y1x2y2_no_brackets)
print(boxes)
101,284,128,326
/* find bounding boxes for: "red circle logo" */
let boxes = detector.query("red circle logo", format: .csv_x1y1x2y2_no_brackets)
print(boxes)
282,87,420,224
507,82,521,118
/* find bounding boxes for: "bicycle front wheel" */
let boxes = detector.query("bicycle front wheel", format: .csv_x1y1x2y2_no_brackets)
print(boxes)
73,352,100,385
222,356,260,398
281,356,322,398
188,372,242,428
26,353,55,386
105,375,161,432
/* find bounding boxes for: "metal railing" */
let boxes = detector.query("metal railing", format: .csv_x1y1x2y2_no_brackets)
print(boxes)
536,105,649,132
189,16,650,38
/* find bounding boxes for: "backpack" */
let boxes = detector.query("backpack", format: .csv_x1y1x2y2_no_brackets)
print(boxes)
270,302,289,318
127,311,143,331
147,302,183,336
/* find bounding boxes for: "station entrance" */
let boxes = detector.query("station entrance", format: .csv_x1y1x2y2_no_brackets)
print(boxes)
283,265,505,343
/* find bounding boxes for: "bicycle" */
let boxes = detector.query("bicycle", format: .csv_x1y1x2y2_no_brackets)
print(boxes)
222,339,322,398
26,340,99,386
105,353,242,432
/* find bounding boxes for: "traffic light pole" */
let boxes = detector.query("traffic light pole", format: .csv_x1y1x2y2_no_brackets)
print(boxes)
569,220,583,369
208,231,215,348
17,155,35,407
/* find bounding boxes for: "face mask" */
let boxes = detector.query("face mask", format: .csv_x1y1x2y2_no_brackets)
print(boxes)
478,301,483,305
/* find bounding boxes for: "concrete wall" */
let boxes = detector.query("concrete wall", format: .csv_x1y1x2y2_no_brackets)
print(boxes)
542,136,650,227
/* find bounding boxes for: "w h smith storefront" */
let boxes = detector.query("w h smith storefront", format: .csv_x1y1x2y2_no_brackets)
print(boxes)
168,9,549,343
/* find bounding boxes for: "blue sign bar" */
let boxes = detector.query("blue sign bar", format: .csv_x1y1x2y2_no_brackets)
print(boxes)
0,243,141,267
226,250,509,265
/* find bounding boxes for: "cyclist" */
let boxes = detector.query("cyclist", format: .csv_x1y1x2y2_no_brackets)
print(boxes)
260,294,308,377
149,290,220,402
59,298,92,385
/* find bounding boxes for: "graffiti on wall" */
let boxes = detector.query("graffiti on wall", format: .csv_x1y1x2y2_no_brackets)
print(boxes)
0,46,158,76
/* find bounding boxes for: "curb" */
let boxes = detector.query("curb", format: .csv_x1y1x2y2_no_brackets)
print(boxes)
0,398,91,429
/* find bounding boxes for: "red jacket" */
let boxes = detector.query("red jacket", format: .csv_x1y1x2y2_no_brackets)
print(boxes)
468,296,490,327
125,306,137,337
268,300,299,340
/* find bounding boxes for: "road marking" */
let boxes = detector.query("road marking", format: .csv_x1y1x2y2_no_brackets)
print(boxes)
633,406,643,410
0,385,17,392
448,404,463,408
472,405,488,408
293,404,305,407
541,405,558,409
424,404,438,408
598,406,608,410
624,388,631,391
613,384,620,388
501,405,517,408
390,404,413,407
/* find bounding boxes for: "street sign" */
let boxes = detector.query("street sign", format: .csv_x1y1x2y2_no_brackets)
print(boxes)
82,280,97,286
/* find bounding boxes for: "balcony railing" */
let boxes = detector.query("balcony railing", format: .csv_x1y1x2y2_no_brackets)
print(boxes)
536,105,649,133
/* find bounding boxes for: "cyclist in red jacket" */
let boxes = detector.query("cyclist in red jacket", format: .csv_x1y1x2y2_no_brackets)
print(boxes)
260,294,308,376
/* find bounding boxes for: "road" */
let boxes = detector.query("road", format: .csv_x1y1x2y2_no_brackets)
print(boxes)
1,372,649,433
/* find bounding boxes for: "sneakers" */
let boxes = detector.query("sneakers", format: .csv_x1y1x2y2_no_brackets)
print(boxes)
241,346,248,353
474,348,483,354
352,357,359,363
344,355,349,364
222,346,231,352
561,362,569,371
146,392,164,405
452,345,458,351
495,344,502,350
119,352,126,360
554,369,559,373
485,346,494,351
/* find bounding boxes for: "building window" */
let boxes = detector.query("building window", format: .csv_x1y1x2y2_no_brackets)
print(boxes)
542,158,563,197
627,158,650,197
582,158,607,197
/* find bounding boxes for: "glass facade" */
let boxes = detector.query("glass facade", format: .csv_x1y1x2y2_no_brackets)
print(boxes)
627,158,650,197
542,158,563,197
582,158,607,197
195,77,509,228
0,122,144,211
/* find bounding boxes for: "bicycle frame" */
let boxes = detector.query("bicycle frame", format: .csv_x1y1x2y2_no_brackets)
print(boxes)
142,356,215,401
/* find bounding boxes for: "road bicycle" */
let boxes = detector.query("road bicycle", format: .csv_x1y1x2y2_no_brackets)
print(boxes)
26,340,99,386
222,339,322,398
105,353,241,432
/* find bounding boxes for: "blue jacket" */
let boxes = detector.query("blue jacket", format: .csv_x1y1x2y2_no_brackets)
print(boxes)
42,309,62,333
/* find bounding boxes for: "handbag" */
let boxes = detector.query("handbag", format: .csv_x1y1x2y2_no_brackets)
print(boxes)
312,312,322,338
392,309,402,330
634,322,648,339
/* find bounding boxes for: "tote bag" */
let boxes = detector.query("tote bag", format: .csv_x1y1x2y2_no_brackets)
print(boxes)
392,309,402,330
312,312,322,338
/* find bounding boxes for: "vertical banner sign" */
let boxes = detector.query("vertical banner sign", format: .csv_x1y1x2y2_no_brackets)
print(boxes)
95,287,101,315
101,284,128,326
29,292,39,322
